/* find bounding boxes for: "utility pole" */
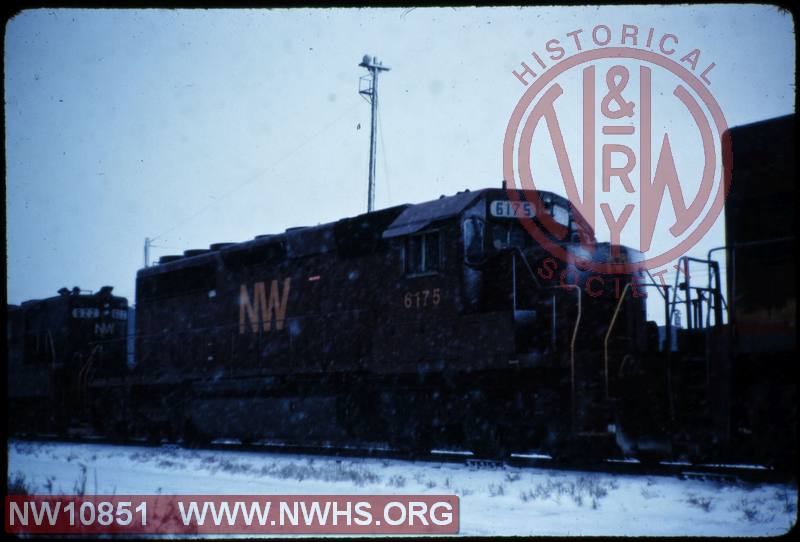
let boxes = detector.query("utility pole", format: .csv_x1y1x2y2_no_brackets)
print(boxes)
144,237,150,268
359,54,390,213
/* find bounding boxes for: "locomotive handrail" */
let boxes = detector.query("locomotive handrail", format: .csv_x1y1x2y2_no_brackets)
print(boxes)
77,345,99,411
603,282,631,400
509,246,542,289
559,284,582,434
669,256,724,330
47,330,57,366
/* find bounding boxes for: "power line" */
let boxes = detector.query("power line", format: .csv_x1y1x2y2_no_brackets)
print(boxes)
149,99,363,243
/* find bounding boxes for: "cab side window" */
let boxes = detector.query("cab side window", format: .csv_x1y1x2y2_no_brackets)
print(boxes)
405,231,441,275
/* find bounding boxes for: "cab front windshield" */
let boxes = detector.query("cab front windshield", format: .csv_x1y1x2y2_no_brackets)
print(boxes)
491,220,531,250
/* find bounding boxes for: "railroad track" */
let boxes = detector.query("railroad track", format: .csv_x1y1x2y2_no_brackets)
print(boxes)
11,434,793,485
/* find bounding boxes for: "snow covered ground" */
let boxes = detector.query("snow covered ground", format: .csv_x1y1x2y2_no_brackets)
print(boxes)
7,439,797,536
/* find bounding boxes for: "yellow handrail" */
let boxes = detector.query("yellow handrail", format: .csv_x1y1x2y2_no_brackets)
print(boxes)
77,345,99,409
560,284,582,433
604,282,631,399
47,330,57,366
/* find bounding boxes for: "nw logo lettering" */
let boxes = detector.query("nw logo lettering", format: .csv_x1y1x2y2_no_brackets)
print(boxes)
94,322,115,336
239,278,291,334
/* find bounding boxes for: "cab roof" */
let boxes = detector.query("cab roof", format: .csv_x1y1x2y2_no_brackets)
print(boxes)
382,188,567,239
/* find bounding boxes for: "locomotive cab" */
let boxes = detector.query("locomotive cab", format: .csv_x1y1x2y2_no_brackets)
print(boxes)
383,188,652,456
456,189,646,357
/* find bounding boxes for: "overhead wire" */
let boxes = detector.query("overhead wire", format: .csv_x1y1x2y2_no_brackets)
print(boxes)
149,99,363,243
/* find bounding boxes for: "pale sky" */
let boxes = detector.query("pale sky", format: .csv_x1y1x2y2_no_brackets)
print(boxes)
5,6,795,324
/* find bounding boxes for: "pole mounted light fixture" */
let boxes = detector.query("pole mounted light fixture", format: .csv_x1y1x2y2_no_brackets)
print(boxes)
358,55,390,213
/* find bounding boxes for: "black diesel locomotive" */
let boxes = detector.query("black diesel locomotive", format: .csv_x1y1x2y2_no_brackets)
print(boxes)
124,187,649,457
7,115,795,468
7,287,129,434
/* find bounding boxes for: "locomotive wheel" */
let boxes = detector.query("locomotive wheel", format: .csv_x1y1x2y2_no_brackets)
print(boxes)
549,430,606,464
636,450,665,466
146,431,161,445
146,422,173,445
550,440,582,464
388,422,433,455
465,419,510,459
461,395,511,459
766,451,796,474
112,420,131,441
337,391,380,440
182,420,212,448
